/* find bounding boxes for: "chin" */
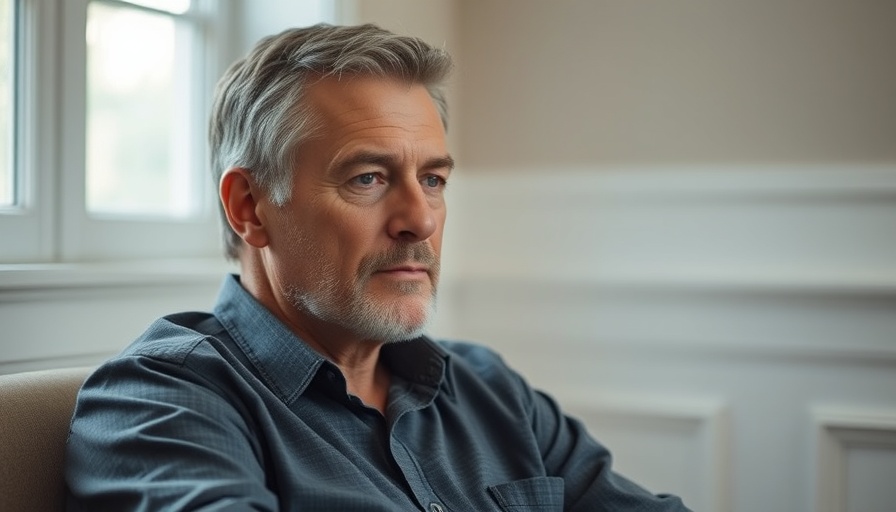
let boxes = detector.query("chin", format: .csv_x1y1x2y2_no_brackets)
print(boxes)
364,296,437,343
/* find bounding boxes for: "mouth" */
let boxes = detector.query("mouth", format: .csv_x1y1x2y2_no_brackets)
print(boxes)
375,263,429,279
360,244,439,284
376,263,430,277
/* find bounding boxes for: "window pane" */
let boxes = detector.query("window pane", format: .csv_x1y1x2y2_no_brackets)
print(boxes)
124,0,190,15
85,1,198,218
0,0,13,208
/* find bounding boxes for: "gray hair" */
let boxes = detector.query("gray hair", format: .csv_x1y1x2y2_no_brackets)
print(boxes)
209,23,453,260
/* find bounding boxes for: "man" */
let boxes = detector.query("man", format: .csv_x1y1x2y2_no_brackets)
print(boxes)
66,24,691,511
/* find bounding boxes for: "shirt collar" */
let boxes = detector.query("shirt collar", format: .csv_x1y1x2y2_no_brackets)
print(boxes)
212,274,452,405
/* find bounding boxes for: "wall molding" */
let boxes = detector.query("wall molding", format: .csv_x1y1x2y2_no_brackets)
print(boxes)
0,259,232,372
437,166,896,367
446,166,896,290
448,271,896,306
0,351,109,376
451,164,896,202
562,394,730,512
442,277,896,366
811,406,896,512
0,258,234,294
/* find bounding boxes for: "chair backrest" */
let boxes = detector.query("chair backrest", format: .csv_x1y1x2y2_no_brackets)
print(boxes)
0,367,93,512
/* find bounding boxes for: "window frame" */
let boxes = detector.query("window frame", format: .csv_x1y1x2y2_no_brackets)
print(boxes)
1,0,233,264
0,0,55,262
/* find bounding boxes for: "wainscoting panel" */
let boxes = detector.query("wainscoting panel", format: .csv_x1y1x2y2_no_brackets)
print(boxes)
812,407,896,512
564,396,729,512
432,166,896,511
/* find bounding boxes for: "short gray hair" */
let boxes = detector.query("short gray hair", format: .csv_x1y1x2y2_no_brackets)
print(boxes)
209,23,453,260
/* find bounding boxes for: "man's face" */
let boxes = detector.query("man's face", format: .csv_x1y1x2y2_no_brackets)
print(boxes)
262,76,452,344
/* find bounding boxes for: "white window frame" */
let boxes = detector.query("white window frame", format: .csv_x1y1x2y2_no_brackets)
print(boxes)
0,0,55,262
2,0,234,264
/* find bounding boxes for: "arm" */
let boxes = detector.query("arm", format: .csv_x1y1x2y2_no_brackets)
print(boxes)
65,355,278,511
529,388,692,512
442,340,691,511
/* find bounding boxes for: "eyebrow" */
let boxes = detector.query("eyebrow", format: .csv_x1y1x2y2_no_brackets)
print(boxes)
333,151,455,175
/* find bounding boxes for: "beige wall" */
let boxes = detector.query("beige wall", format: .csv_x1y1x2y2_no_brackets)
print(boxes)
455,0,896,168
352,0,463,154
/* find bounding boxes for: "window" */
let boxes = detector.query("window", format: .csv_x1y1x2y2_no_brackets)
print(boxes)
2,0,343,266
1,0,230,263
86,0,199,218
0,0,12,208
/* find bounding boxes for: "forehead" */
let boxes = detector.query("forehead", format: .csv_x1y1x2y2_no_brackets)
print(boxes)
302,75,447,147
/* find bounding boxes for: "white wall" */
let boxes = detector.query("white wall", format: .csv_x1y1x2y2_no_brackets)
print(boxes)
434,2,896,511
0,260,230,373
439,167,896,512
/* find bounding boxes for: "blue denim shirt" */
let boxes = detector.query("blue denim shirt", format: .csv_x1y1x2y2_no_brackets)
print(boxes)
65,275,690,511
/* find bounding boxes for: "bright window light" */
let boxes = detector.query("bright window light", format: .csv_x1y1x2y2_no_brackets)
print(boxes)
124,0,191,15
0,0,12,208
85,0,198,218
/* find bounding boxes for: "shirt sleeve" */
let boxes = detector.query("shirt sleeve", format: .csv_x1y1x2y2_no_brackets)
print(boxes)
442,340,692,511
65,354,278,511
528,385,693,512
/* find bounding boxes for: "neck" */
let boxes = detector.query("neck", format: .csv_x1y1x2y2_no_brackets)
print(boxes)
342,354,391,414
239,256,392,413
314,339,391,414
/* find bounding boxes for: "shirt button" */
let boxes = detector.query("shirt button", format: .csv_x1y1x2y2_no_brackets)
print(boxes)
429,503,444,512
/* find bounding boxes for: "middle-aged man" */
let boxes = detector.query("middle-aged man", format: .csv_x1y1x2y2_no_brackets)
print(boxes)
66,24,692,511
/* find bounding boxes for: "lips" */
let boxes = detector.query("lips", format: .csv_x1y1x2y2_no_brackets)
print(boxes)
379,263,429,273
374,264,431,281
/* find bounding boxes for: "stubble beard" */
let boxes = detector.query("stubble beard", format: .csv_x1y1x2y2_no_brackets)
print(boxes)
285,243,440,344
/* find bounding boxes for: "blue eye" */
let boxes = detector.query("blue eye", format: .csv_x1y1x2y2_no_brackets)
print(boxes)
355,173,376,186
424,175,445,188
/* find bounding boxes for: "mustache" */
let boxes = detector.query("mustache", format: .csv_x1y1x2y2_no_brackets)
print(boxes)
357,243,439,278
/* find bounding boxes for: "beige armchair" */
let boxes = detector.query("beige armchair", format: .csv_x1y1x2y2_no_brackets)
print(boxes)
0,367,93,512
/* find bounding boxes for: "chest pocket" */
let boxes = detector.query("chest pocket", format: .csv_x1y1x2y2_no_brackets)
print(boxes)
487,476,564,512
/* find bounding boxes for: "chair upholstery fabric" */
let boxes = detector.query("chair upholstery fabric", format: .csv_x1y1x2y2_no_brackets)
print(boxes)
0,367,92,512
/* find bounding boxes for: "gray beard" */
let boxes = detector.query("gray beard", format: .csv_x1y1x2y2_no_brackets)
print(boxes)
285,243,439,343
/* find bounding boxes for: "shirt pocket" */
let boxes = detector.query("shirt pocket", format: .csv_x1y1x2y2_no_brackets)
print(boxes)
487,476,564,512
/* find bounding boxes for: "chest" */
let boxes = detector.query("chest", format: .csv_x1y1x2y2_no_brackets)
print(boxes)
252,382,558,511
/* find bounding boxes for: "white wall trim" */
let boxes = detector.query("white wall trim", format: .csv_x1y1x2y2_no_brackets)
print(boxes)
563,394,731,512
452,164,896,201
439,165,896,367
0,258,235,293
443,277,896,366
446,165,896,285
811,406,896,512
0,259,235,373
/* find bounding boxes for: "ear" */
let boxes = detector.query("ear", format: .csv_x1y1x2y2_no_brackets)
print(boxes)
219,168,270,249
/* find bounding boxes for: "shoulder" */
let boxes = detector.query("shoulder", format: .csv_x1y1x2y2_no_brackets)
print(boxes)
117,311,225,366
75,311,253,423
434,339,534,402
78,311,241,405
436,339,507,372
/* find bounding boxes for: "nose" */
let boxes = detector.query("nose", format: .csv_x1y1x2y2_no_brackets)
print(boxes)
386,182,438,242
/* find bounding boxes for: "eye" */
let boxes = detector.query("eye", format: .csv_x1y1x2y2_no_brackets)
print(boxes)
423,175,446,188
353,173,377,186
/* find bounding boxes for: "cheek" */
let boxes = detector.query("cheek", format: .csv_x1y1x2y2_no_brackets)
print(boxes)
325,209,382,260
430,210,447,248
267,207,330,268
